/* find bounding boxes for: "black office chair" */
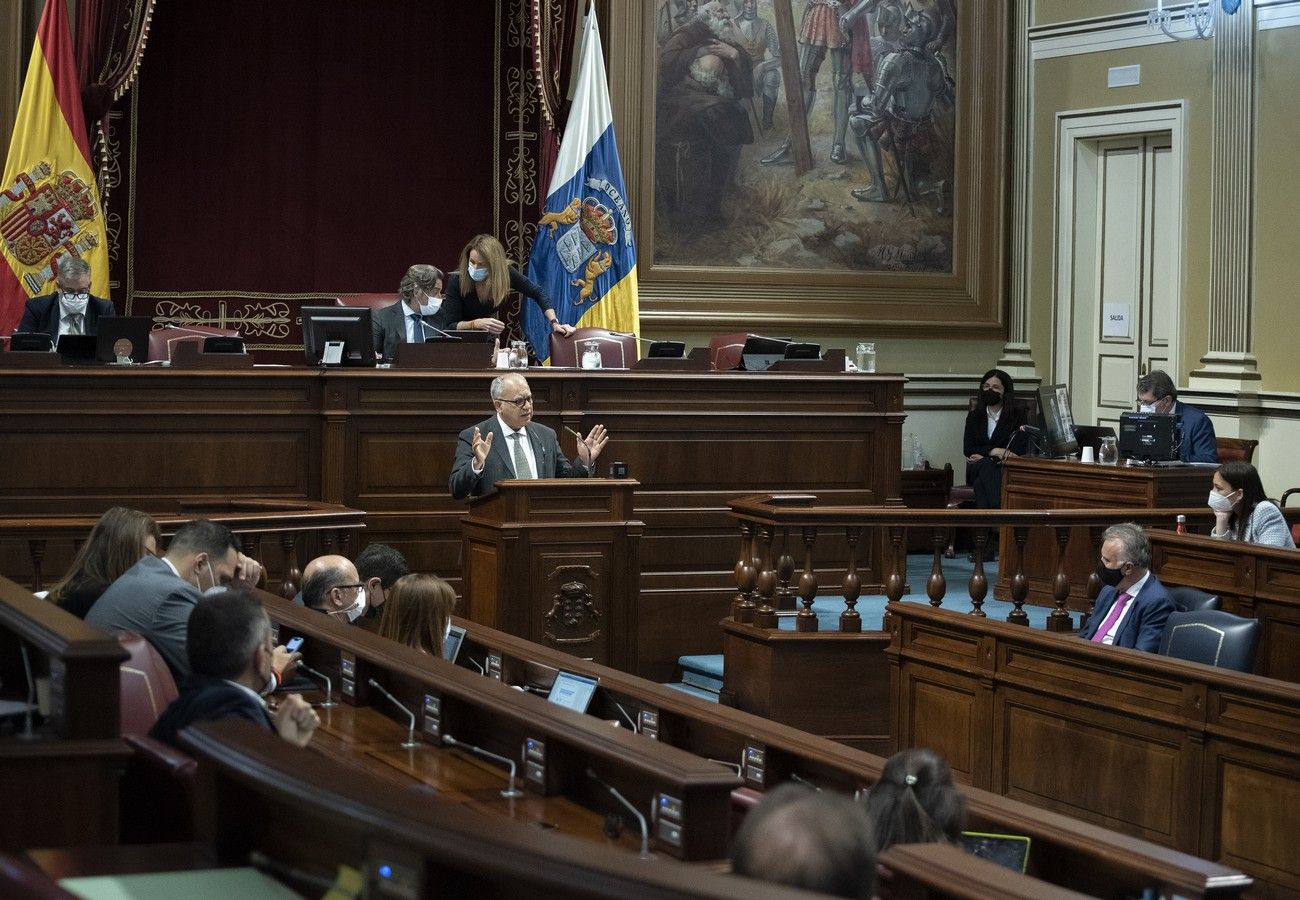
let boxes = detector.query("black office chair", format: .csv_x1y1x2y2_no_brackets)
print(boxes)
1166,586,1221,613
1158,610,1260,673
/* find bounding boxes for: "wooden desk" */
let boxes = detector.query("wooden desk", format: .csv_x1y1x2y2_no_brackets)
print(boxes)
888,601,1293,897
995,458,1213,613
357,606,1249,899
0,366,904,680
0,576,129,852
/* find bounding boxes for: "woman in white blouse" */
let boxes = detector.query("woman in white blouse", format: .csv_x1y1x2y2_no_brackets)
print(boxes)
1208,461,1295,549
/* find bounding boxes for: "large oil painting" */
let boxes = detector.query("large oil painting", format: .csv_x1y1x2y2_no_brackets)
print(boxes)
653,0,957,273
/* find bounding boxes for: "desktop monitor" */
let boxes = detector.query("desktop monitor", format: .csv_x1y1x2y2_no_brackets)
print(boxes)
442,624,466,664
647,340,686,359
739,334,794,371
97,316,151,363
1036,383,1079,458
9,333,54,352
301,306,376,366
1118,411,1178,463
547,671,598,714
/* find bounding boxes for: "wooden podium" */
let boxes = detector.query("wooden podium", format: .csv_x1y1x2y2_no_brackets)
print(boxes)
995,457,1214,613
460,479,642,670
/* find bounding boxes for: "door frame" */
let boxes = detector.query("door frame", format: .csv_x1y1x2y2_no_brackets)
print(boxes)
1052,102,1187,395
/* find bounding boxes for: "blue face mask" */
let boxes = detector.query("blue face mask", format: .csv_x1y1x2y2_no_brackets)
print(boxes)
418,292,442,316
467,264,488,283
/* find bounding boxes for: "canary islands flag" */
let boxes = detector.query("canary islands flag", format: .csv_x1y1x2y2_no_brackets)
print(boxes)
525,5,638,363
0,0,110,335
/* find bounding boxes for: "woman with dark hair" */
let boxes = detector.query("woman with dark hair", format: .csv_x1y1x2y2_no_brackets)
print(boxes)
435,234,575,341
1209,461,1295,548
47,507,161,618
377,573,458,657
863,747,966,854
962,368,1028,509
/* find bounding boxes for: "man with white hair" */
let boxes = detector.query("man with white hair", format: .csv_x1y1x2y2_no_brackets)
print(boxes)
1078,522,1174,653
17,256,115,339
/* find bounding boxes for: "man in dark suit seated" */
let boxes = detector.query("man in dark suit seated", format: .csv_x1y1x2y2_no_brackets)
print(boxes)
16,256,115,339
150,587,319,748
86,520,283,680
1078,522,1174,653
1136,370,1217,463
371,264,444,361
448,373,609,499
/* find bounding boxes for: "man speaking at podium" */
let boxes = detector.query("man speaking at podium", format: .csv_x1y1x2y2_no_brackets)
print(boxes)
449,373,609,499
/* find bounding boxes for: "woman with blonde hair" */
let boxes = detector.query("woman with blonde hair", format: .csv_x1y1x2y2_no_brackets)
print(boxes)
435,234,575,342
48,507,161,618
377,573,458,657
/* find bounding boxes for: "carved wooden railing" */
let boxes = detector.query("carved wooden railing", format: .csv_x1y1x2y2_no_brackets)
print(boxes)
0,499,365,598
728,495,1239,632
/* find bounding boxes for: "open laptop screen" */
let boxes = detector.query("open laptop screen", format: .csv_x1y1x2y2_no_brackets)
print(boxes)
442,624,466,663
960,831,1031,873
547,671,598,714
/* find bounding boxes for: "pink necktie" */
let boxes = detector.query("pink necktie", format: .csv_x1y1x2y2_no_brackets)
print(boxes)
1091,591,1132,643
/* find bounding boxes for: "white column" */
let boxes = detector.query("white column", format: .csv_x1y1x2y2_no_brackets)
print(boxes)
998,0,1038,380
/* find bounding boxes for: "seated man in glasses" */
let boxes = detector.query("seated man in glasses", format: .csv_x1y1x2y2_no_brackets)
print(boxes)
17,256,116,339
448,373,608,499
301,555,369,623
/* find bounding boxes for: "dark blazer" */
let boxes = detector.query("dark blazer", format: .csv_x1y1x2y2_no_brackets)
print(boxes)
1173,400,1217,463
962,401,1029,461
372,298,443,361
448,414,589,499
85,555,203,679
433,268,552,331
148,675,273,747
17,292,116,339
1078,574,1174,653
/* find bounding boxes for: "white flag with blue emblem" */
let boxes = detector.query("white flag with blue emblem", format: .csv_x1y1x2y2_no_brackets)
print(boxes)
525,4,638,363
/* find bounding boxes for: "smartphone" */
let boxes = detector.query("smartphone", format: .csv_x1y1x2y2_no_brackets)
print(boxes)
285,636,304,653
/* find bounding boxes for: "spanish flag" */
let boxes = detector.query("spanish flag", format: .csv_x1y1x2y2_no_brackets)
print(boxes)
1,0,110,335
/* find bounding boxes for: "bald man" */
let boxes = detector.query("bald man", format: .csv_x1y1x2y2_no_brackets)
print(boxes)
300,555,368,622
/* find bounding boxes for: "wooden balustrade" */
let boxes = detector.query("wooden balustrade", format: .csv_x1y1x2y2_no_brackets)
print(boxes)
0,500,364,598
728,495,1232,630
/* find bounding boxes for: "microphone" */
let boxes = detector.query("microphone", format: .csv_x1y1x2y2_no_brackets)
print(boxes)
613,702,640,733
707,757,743,776
366,678,420,749
586,768,651,859
418,319,462,342
442,734,524,798
17,642,36,741
1019,424,1043,435
296,661,338,709
789,772,821,792
464,656,486,675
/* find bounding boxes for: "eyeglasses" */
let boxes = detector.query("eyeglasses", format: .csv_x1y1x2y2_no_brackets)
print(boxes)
333,583,364,593
498,395,533,409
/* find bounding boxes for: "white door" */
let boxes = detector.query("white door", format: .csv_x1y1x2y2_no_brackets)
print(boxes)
1069,134,1178,431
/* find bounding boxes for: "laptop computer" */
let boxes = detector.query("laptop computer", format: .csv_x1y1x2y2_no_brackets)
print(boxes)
442,624,466,664
1073,424,1117,451
97,316,152,364
547,671,598,714
960,831,1031,873
55,334,97,364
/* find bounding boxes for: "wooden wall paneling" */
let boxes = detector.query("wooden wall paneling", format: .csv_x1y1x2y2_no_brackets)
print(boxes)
1202,739,1300,895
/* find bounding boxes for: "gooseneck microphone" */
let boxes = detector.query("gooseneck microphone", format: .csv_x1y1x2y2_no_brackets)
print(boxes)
18,642,36,741
585,768,651,859
418,319,462,342
441,734,524,798
613,702,640,733
1019,424,1043,435
366,678,420,749
296,661,338,709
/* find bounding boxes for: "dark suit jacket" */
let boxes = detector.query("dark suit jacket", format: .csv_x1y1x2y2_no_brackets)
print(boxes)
433,268,552,331
85,555,203,679
448,415,589,499
148,675,273,747
1174,400,1217,463
1077,574,1174,653
17,293,115,339
372,299,442,361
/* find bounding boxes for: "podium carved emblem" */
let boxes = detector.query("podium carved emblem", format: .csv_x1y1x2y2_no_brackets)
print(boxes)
544,579,601,645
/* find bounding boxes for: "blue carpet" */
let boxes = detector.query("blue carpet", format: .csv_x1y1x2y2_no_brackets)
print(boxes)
674,554,1061,700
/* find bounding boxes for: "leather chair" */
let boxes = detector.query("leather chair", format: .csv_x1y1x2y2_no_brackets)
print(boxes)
117,630,179,735
708,332,749,370
1158,609,1260,673
1167,586,1221,613
146,325,240,363
1281,488,1300,547
1215,437,1258,463
550,327,637,368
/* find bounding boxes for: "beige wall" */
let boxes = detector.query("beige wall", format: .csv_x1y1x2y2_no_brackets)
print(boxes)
1034,1,1149,27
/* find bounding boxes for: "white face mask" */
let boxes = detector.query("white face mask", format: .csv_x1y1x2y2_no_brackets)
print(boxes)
333,586,366,623
60,292,89,316
193,559,226,595
1208,489,1237,513
418,293,442,316
1138,403,1158,414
